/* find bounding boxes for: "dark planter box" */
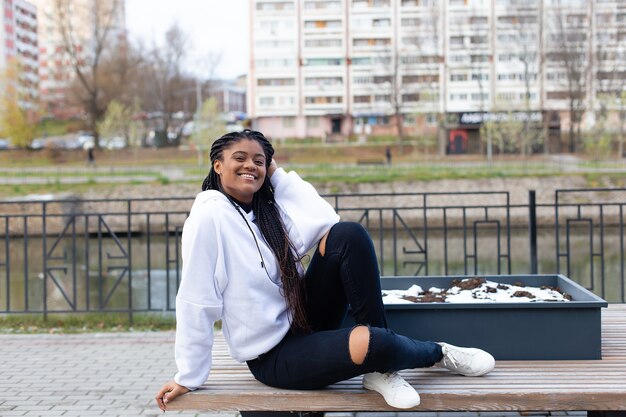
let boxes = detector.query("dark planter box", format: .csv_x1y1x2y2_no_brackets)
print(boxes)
343,274,607,360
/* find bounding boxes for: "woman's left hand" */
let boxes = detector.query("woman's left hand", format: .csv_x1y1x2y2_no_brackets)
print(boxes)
155,380,190,411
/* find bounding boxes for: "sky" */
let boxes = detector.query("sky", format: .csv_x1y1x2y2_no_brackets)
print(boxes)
125,0,249,80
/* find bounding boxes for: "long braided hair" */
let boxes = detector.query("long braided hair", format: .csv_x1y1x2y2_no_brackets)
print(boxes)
202,129,309,333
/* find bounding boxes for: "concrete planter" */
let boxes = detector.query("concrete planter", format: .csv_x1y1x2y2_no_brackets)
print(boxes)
346,274,608,360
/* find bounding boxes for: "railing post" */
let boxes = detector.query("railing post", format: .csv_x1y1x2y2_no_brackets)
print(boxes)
127,200,133,324
42,202,47,321
529,190,538,274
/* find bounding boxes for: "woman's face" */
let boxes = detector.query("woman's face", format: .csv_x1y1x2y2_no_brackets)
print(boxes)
213,139,267,204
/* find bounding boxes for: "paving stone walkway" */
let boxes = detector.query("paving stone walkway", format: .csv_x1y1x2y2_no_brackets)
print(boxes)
0,331,587,417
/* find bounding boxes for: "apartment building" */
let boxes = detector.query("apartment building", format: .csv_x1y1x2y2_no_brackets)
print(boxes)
31,0,125,118
249,0,626,153
1,0,39,111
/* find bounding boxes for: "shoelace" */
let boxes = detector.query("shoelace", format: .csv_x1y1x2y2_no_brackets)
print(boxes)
383,372,411,389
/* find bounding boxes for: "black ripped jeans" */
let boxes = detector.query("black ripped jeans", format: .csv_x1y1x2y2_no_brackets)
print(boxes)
246,222,443,390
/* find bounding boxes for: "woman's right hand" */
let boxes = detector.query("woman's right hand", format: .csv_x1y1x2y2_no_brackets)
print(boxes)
268,158,278,178
155,380,190,411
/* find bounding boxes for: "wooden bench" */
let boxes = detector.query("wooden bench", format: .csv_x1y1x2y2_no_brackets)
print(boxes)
168,304,626,415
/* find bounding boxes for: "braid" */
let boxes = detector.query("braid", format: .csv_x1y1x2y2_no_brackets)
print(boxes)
202,130,310,333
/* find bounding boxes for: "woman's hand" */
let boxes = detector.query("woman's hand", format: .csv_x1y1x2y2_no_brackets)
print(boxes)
155,380,190,411
268,159,278,178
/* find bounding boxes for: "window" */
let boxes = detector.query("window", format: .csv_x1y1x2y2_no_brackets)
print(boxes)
256,1,294,11
255,40,294,48
450,93,468,100
362,116,390,125
352,57,372,65
305,77,343,86
450,36,465,47
471,93,488,101
279,96,295,106
258,19,294,30
401,17,420,26
353,38,391,47
470,35,487,45
374,94,390,102
546,72,566,81
372,19,391,28
403,114,416,125
304,20,342,29
304,1,341,9
450,73,468,81
305,39,342,48
305,58,344,66
307,116,321,127
283,117,295,127
403,74,439,83
471,54,490,63
304,96,343,104
373,76,392,84
496,92,516,101
256,58,296,68
259,97,275,105
547,91,570,100
449,54,469,63
471,73,489,81
373,18,391,27
470,16,488,25
402,93,420,102
258,78,295,86
354,95,372,103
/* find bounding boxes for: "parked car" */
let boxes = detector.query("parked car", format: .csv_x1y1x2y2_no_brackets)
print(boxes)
29,138,46,150
77,133,95,148
101,136,125,150
0,138,10,150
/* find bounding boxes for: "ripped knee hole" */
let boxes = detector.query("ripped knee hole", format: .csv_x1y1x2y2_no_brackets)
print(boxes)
349,325,370,365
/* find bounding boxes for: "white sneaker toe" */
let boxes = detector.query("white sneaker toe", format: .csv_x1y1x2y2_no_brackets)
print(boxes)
362,372,421,409
435,342,495,377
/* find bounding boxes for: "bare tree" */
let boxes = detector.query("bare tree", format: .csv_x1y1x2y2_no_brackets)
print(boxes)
376,2,440,140
52,0,124,147
546,6,591,153
595,23,626,159
510,13,542,156
142,23,191,139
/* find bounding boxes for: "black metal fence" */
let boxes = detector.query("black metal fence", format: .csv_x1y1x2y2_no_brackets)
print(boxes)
1,188,625,317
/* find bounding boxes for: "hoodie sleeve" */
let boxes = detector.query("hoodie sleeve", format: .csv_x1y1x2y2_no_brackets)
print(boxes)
173,204,226,390
270,167,340,255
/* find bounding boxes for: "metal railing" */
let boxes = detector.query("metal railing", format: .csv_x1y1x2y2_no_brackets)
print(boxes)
1,188,625,318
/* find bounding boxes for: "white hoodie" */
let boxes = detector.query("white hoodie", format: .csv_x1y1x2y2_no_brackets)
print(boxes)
174,168,340,389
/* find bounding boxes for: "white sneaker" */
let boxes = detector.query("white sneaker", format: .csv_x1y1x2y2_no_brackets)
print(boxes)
435,342,495,376
362,371,420,409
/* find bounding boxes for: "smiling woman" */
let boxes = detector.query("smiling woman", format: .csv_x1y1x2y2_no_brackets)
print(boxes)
156,129,495,412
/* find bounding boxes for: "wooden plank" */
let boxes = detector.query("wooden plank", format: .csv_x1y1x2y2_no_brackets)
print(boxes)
167,304,626,412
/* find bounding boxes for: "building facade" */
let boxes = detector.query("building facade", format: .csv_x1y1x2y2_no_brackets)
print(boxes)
1,0,39,111
248,0,626,153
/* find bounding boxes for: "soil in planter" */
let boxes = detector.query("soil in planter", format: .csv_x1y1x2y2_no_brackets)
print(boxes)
382,277,573,304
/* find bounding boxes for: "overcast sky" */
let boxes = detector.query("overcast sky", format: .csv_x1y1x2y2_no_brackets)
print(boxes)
125,0,249,79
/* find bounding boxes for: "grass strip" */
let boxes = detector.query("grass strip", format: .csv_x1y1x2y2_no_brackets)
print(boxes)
0,312,176,334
